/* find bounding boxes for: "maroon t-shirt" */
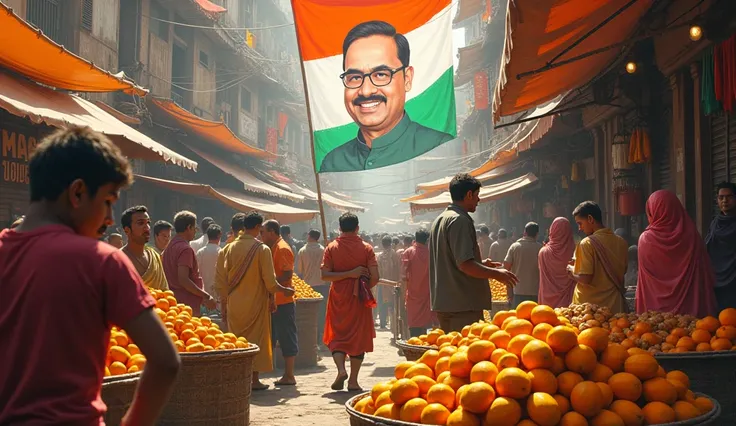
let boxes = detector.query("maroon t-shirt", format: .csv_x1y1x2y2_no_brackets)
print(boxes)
162,234,204,316
0,224,155,425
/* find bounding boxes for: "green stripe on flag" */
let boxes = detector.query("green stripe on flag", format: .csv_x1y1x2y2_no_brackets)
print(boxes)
313,67,456,171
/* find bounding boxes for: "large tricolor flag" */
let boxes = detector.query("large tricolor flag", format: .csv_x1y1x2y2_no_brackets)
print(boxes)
291,0,457,173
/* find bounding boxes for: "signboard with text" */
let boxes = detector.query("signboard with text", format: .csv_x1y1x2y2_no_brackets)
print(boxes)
1,125,39,186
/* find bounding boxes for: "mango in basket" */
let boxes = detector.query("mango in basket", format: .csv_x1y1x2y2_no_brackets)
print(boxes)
292,276,323,299
104,288,251,377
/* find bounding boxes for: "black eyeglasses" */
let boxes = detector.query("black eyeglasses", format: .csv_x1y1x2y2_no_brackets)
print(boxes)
339,66,406,89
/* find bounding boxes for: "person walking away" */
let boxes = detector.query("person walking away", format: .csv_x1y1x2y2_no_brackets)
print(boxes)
106,232,124,249
281,224,301,269
152,220,173,254
504,222,543,307
189,216,214,253
0,127,180,425
401,228,436,337
261,220,298,386
636,190,716,316
478,226,493,261
121,205,168,290
706,181,736,311
429,174,518,332
297,229,328,350
376,235,400,330
215,212,295,390
163,211,216,316
224,213,245,247
489,228,513,262
566,201,628,313
197,224,222,315
624,245,639,289
538,217,576,308
321,213,379,392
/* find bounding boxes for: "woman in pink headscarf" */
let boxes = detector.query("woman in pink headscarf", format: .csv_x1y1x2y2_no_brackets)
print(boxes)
538,217,576,307
636,190,716,316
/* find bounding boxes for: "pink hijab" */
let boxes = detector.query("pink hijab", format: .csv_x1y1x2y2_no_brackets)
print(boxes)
538,217,576,308
636,190,716,316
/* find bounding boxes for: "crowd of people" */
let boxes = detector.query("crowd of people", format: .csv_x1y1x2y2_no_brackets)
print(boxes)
3,127,736,425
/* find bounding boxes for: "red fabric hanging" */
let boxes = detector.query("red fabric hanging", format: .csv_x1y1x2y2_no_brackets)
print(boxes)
714,34,736,113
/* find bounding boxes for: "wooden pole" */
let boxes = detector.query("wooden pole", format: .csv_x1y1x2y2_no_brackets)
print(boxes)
290,0,329,246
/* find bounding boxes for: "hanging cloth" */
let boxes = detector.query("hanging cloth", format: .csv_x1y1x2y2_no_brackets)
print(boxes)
701,47,721,116
714,34,736,113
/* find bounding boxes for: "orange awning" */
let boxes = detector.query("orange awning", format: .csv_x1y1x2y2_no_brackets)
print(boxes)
135,175,318,224
149,98,275,160
453,0,484,24
0,71,196,169
93,101,141,125
0,4,147,96
184,145,305,202
493,0,653,122
410,173,538,215
455,41,486,86
194,0,226,14
288,184,366,213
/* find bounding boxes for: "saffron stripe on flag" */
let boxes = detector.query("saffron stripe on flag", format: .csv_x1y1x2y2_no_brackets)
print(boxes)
313,67,457,170
292,0,452,61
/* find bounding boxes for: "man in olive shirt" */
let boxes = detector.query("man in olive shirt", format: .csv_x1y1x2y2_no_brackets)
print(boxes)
429,174,518,332
504,222,543,306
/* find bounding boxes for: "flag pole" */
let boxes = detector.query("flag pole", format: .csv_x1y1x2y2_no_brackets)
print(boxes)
290,1,329,246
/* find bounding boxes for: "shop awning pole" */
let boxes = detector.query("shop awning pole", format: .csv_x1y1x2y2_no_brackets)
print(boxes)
292,4,329,244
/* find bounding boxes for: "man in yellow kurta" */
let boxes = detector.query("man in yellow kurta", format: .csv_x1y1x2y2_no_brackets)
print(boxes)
567,201,628,313
121,205,169,290
215,211,294,390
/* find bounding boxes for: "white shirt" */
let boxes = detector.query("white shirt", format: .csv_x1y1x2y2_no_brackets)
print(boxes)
297,242,325,287
196,243,221,295
190,234,208,253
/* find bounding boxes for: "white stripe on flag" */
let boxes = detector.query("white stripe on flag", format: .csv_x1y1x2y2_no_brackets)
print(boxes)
303,4,454,132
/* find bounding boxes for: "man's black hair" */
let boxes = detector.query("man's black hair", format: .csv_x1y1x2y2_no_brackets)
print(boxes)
201,217,214,231
480,225,490,235
121,205,148,231
403,235,414,246
392,237,400,246
717,181,736,194
264,219,280,235
153,220,173,236
381,235,392,249
339,212,359,233
308,229,321,240
231,212,246,233
449,173,482,202
498,229,508,239
29,127,132,202
525,222,540,238
342,20,410,70
206,224,222,241
415,228,430,245
243,211,264,230
280,225,291,238
573,201,603,223
173,211,197,233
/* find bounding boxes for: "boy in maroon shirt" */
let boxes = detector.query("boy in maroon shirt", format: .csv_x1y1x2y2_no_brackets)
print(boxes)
0,127,181,425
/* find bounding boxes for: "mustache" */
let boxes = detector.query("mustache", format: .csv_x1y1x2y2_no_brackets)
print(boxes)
353,95,387,106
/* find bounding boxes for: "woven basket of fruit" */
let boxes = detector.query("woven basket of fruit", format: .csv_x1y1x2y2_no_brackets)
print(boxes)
396,340,435,362
159,345,260,426
101,372,141,425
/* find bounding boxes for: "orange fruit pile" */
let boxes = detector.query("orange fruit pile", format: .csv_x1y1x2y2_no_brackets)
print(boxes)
356,301,713,425
489,279,508,302
104,288,250,377
607,308,736,354
292,276,323,299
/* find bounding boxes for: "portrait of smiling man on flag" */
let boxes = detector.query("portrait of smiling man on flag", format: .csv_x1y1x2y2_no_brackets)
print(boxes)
318,21,454,173
291,0,457,174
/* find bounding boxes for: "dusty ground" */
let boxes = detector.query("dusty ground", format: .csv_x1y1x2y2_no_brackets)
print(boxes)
250,329,402,426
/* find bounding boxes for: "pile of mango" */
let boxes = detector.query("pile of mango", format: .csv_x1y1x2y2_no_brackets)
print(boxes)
292,276,323,300
489,279,508,302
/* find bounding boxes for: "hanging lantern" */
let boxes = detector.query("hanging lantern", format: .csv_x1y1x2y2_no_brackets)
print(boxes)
612,133,632,170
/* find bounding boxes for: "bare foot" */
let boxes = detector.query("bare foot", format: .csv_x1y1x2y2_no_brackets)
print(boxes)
274,376,297,386
347,381,362,392
252,381,269,391
331,372,348,390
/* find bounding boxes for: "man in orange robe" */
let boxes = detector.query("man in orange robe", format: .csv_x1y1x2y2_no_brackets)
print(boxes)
321,213,379,392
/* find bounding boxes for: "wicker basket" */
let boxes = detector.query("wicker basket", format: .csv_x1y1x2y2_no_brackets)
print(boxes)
101,372,141,425
395,340,435,362
159,345,260,426
345,392,721,426
655,351,736,424
295,297,321,368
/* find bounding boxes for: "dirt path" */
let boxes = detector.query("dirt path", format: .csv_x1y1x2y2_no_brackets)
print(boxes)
250,329,402,425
